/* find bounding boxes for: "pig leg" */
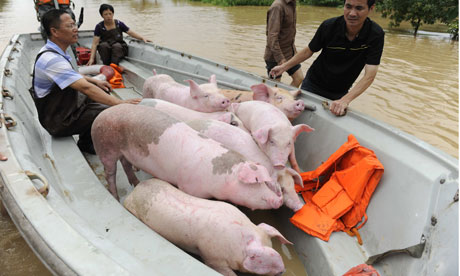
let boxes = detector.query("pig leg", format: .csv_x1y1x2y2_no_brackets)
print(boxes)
120,156,140,187
100,155,120,201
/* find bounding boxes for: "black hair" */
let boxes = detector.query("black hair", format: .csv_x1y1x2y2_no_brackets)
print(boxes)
343,0,376,8
99,4,114,16
41,9,68,37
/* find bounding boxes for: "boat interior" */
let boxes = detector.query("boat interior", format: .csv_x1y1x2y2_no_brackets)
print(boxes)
0,31,457,275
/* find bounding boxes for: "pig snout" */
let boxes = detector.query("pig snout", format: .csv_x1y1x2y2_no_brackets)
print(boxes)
267,148,290,170
295,100,305,111
220,98,230,108
267,254,286,276
209,96,230,111
283,189,305,212
287,200,304,212
266,195,283,209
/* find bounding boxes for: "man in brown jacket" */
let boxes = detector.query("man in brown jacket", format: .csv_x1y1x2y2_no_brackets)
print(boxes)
264,0,303,87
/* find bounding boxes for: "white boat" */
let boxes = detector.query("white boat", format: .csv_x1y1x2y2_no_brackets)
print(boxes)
0,30,457,276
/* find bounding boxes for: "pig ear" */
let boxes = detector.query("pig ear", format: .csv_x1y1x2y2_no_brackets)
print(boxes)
228,102,240,113
185,80,202,99
152,69,157,76
289,89,301,98
250,83,272,102
243,241,284,275
216,113,232,124
286,167,303,188
252,127,271,145
238,163,271,184
257,223,293,245
229,114,240,127
208,74,217,84
292,124,314,141
266,178,282,196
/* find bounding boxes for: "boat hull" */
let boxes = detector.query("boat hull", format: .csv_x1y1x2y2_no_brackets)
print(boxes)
0,30,457,276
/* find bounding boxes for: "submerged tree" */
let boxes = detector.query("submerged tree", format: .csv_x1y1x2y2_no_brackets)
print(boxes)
378,0,459,38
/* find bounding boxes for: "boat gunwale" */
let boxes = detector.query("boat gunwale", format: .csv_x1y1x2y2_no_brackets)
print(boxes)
0,34,74,275
0,172,76,276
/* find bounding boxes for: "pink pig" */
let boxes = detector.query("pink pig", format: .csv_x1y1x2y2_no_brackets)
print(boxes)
140,98,248,132
250,83,305,120
187,119,305,211
124,178,291,276
218,83,305,120
277,168,304,211
142,72,230,112
91,104,282,210
229,101,314,173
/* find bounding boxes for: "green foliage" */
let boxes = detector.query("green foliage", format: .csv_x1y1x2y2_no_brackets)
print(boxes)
377,0,459,37
298,0,343,6
447,18,458,40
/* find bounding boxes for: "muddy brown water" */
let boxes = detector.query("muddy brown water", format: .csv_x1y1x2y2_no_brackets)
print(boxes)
0,0,457,275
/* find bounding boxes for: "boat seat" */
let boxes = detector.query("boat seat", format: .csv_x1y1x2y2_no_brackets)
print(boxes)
119,59,151,91
111,87,142,100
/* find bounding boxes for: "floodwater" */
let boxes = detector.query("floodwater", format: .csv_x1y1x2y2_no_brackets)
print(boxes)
0,0,458,275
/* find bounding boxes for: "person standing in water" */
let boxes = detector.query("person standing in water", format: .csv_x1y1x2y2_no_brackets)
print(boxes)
264,0,303,87
270,0,384,116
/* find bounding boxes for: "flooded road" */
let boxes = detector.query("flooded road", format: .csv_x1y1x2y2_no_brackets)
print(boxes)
0,0,457,275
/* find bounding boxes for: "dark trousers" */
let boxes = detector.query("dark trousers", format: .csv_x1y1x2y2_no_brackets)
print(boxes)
301,70,344,100
97,42,125,65
69,103,108,148
47,102,108,149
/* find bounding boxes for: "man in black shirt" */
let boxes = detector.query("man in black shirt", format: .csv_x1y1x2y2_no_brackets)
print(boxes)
270,0,384,116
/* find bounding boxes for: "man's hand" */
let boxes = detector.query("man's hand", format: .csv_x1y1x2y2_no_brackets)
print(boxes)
122,98,142,105
329,99,349,116
95,79,112,93
270,64,286,79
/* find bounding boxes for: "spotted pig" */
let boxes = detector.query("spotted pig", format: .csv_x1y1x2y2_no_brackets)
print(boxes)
91,104,282,210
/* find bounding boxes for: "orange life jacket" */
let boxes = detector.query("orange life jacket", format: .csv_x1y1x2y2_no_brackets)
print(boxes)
35,0,70,5
342,264,380,276
109,63,125,89
290,134,384,243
